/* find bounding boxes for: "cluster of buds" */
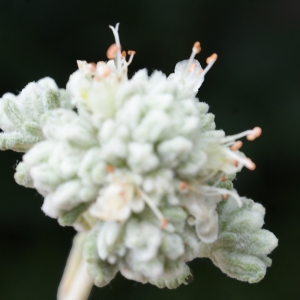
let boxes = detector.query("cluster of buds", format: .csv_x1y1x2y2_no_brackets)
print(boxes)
0,24,277,300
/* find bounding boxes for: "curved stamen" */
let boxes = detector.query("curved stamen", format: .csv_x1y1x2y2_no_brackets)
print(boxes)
182,182,242,208
198,53,218,79
230,140,243,151
221,127,262,144
138,189,168,229
198,185,242,207
127,50,136,66
247,127,262,141
225,149,256,170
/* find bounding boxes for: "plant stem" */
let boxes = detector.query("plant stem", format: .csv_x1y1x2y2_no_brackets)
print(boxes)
57,233,93,300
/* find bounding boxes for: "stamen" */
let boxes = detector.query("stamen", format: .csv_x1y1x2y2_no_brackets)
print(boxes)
127,50,136,66
180,181,188,190
138,189,168,229
206,53,218,64
198,53,218,78
189,63,197,72
245,158,256,170
226,149,256,171
107,44,120,59
193,41,201,54
222,194,228,200
159,218,169,230
198,185,242,207
183,41,201,77
221,127,262,144
246,127,262,141
121,51,126,58
105,164,114,173
221,177,226,182
230,140,243,151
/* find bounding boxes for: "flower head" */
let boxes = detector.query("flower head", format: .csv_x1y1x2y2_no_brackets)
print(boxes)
0,23,277,292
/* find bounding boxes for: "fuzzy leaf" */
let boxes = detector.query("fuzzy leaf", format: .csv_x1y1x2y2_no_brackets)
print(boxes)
58,202,92,226
149,263,193,289
199,197,278,283
0,78,72,152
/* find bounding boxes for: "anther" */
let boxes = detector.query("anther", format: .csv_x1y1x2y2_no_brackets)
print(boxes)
127,50,136,66
128,50,136,55
222,194,228,200
193,41,201,54
160,218,169,230
121,51,126,58
180,181,188,190
107,44,120,59
221,177,226,182
105,164,114,173
234,160,239,167
182,41,202,77
189,63,197,72
245,158,256,170
247,127,262,141
139,189,168,229
206,53,218,64
118,190,126,197
230,140,243,151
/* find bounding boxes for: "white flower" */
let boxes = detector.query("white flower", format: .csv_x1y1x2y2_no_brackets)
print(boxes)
90,178,144,222
4,23,276,290
17,23,264,240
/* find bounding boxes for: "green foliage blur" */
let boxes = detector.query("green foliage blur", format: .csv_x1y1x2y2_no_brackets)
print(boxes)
0,0,298,299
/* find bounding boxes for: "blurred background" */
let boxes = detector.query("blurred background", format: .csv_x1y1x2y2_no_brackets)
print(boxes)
0,0,299,299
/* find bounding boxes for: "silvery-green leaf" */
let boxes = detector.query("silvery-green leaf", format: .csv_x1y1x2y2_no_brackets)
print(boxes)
149,263,193,289
59,202,92,226
199,197,278,283
0,78,72,152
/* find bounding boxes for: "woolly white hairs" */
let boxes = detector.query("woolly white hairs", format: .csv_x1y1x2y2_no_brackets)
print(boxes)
0,24,277,300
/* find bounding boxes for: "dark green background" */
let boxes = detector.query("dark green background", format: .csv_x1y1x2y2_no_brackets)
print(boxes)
0,0,298,299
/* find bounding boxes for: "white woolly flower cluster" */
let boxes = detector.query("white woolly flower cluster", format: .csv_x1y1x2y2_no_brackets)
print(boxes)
1,24,277,294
